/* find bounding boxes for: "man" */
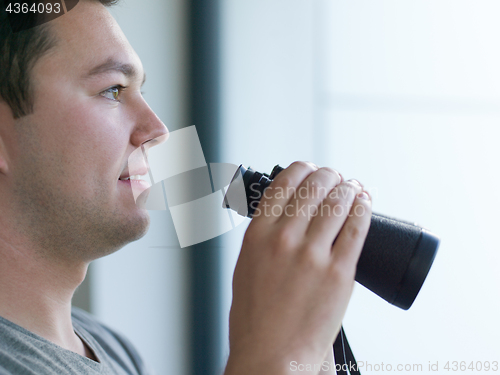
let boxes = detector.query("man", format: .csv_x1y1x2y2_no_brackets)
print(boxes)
0,1,372,374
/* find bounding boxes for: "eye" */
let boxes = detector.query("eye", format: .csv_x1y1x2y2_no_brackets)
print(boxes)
100,85,126,101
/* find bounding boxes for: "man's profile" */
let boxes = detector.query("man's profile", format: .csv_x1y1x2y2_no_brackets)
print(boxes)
0,1,372,374
0,0,167,372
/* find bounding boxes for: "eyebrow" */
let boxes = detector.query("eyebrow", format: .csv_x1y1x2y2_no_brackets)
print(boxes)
83,58,146,86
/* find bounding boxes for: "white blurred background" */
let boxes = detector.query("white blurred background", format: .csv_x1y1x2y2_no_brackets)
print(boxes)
80,0,500,374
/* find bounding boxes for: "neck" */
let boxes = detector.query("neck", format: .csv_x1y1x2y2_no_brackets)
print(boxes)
0,233,90,356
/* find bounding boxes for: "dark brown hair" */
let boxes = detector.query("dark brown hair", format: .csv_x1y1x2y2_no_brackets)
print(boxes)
0,0,119,118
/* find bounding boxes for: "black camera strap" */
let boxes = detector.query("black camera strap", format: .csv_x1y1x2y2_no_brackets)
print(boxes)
333,326,361,375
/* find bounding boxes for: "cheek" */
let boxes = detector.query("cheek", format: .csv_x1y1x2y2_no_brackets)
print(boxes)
37,99,131,184
64,100,125,143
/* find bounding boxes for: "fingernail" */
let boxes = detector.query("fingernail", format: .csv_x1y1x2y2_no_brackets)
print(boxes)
336,171,343,182
357,192,370,200
348,179,362,187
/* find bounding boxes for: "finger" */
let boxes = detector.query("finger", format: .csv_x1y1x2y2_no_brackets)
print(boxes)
252,161,318,223
277,167,342,234
305,180,363,249
330,191,372,274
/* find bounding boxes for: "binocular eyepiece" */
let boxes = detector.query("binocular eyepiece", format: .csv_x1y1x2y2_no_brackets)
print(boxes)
224,164,440,310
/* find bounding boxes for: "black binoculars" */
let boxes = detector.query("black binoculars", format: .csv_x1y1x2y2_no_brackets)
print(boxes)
224,164,440,310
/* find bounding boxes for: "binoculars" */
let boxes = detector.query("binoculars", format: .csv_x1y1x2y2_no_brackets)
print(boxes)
224,164,440,310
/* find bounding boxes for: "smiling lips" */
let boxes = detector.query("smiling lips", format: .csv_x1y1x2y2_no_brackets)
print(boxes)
121,146,153,202
118,173,151,203
119,175,144,181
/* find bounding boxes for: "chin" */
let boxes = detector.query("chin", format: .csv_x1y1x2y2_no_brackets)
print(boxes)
87,209,151,261
124,208,151,242
132,211,151,240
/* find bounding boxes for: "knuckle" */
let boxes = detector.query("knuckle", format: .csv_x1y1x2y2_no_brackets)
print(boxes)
291,160,316,171
270,226,296,252
320,166,336,174
318,167,341,182
298,244,324,269
271,175,293,190
342,219,366,241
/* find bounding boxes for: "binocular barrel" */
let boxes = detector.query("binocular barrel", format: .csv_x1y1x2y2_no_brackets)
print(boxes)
224,164,440,310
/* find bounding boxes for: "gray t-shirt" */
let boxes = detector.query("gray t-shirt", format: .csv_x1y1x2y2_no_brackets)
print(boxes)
0,308,154,375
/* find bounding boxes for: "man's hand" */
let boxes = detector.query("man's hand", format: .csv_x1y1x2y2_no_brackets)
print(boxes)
224,161,372,375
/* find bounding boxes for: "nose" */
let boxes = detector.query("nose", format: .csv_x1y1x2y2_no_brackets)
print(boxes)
130,100,169,147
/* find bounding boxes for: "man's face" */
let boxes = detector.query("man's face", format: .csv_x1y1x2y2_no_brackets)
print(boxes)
7,1,167,261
